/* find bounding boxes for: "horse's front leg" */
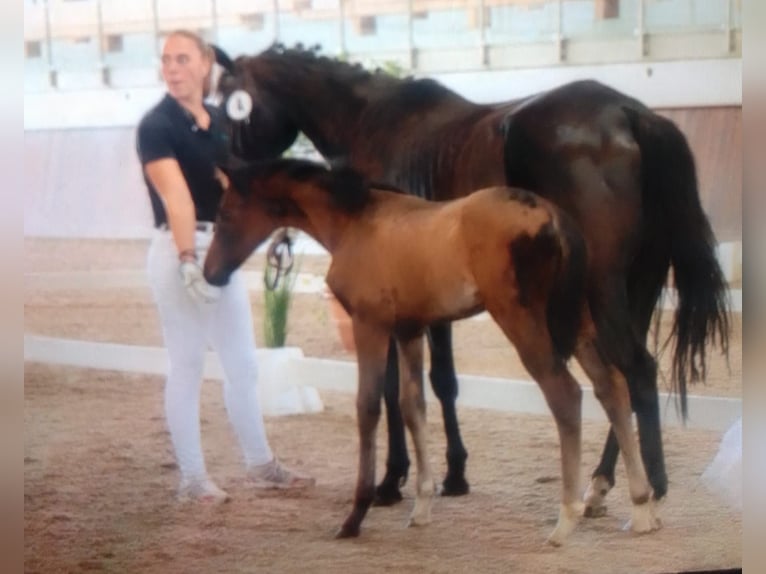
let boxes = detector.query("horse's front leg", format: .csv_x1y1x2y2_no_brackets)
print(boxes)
375,338,410,506
336,320,390,539
396,334,435,527
427,323,469,496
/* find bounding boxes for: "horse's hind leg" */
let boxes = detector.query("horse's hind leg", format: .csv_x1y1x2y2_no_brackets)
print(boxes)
584,428,619,517
625,345,667,500
375,338,409,506
576,332,661,534
396,335,435,527
584,278,667,517
585,350,666,518
337,322,391,539
427,323,469,496
488,308,583,546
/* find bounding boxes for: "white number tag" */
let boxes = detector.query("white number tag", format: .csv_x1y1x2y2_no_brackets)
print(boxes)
226,89,253,121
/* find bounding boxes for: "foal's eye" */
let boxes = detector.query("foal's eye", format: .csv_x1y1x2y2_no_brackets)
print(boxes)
263,199,288,218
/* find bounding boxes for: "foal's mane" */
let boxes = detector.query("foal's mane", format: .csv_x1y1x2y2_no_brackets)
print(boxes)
231,158,407,213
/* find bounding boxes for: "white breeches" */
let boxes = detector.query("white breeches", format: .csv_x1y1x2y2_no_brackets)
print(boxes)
147,228,272,482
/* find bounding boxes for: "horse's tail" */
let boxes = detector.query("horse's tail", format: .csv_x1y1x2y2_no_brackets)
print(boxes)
623,106,731,418
546,208,589,359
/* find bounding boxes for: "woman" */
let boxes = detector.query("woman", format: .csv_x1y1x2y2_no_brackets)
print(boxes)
136,30,313,502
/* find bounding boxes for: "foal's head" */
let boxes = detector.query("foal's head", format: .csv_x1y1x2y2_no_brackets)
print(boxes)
203,159,369,286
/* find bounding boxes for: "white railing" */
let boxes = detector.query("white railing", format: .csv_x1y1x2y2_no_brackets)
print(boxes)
24,0,741,91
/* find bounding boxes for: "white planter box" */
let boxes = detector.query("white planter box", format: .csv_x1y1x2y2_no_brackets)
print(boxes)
257,346,324,416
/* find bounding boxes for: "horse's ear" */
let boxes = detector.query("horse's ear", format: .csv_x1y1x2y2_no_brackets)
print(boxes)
210,44,235,72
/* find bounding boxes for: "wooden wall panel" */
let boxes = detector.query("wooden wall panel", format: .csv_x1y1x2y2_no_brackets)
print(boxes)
655,106,742,242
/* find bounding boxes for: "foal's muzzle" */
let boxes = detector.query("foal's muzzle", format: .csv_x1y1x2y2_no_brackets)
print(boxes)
202,263,232,287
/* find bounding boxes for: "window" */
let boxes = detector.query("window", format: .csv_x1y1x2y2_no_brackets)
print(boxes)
25,41,42,59
241,13,265,31
355,16,377,36
105,34,123,53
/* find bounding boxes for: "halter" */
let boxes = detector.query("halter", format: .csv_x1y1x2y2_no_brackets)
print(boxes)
264,229,294,291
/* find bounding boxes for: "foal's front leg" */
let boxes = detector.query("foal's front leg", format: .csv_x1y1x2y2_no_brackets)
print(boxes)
396,335,435,527
336,320,390,539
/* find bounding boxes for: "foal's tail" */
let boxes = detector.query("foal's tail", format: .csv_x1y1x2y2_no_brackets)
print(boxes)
508,198,587,360
623,106,731,418
532,206,587,359
546,208,589,359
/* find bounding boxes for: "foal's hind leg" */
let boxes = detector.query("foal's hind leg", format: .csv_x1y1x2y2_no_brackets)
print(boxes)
576,335,661,534
396,335,435,527
488,308,583,546
427,323,469,496
375,338,409,506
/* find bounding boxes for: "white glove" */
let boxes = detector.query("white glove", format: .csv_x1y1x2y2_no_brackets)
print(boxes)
179,260,221,305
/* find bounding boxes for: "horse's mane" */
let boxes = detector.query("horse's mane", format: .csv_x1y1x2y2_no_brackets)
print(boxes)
259,42,403,86
252,43,468,109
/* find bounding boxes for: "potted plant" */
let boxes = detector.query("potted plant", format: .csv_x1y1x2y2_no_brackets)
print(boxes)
257,235,323,415
262,261,297,348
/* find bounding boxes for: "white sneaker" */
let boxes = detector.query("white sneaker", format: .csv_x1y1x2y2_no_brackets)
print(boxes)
177,477,230,504
249,458,315,490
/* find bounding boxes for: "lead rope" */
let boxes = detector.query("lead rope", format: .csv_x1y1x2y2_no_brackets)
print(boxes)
264,229,295,291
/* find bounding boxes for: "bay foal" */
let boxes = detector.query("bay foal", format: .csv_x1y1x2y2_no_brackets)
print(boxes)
203,159,661,544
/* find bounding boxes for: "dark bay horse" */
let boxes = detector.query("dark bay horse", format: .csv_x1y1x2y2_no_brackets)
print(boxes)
211,45,730,516
203,158,662,544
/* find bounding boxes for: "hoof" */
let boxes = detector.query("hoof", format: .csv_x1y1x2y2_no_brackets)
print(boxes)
626,500,662,534
407,508,432,528
441,474,470,497
374,483,404,507
583,504,608,518
335,523,360,539
583,475,612,518
547,502,584,547
407,515,431,528
546,533,565,548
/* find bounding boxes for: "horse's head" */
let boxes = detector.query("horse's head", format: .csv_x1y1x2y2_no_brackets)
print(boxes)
211,45,299,160
211,44,413,162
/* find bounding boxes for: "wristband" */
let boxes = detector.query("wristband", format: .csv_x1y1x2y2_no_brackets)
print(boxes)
178,248,198,262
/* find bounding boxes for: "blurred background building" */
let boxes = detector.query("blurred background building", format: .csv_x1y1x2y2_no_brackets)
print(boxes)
24,0,742,244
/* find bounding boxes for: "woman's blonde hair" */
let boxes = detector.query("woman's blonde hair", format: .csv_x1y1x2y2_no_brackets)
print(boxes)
165,29,215,96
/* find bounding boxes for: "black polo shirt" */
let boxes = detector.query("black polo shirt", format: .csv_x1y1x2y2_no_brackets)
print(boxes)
136,94,230,227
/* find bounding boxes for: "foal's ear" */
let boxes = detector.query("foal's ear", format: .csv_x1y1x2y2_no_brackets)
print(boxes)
328,166,369,211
